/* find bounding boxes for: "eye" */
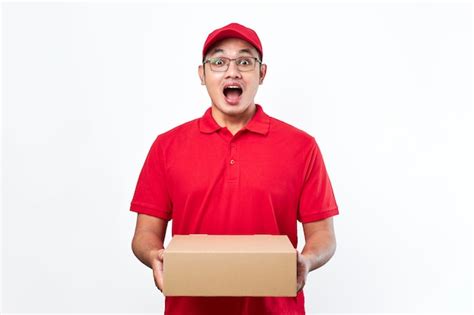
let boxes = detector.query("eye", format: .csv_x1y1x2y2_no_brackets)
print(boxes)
237,57,252,66
211,58,226,67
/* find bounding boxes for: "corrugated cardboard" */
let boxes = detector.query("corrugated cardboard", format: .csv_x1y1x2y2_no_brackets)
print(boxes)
163,234,296,297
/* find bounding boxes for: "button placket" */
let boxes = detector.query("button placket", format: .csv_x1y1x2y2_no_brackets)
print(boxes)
228,142,238,181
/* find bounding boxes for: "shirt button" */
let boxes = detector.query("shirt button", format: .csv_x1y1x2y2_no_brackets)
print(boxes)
230,159,235,165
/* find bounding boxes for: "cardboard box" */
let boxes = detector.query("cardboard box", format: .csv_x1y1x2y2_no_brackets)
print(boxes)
163,234,296,297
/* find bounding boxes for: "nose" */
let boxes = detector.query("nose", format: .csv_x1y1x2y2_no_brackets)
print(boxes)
225,60,242,79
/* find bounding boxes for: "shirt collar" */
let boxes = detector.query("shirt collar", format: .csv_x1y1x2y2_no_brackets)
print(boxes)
198,104,270,135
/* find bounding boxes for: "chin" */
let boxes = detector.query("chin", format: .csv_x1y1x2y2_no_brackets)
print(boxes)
217,101,247,113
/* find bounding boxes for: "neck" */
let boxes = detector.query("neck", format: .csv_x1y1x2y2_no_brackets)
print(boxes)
211,104,256,135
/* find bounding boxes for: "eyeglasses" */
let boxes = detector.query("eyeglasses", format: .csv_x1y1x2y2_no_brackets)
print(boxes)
203,56,262,72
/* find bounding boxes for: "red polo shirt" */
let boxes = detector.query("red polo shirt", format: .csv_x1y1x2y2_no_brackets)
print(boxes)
130,104,339,315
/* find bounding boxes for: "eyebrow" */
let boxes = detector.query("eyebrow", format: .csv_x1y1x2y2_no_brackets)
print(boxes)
209,48,255,56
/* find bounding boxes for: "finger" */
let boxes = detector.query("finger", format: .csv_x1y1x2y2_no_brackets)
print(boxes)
153,270,163,292
154,262,164,292
158,249,165,261
157,269,164,290
297,251,305,263
153,270,161,291
296,269,306,291
296,277,305,292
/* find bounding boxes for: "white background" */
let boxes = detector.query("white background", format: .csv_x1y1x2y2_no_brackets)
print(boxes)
1,1,472,314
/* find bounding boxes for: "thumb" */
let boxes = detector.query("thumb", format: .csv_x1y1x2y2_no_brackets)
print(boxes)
158,248,165,261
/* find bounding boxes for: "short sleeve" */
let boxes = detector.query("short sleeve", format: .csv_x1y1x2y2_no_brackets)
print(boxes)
297,138,339,223
130,136,173,221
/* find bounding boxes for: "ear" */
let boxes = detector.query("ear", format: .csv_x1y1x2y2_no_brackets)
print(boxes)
259,63,267,85
198,65,205,85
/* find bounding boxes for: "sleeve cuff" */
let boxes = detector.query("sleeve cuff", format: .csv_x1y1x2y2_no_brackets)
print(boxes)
130,202,172,221
298,207,339,223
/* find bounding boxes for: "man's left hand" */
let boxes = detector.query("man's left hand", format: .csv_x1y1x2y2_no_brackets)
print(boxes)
296,251,310,292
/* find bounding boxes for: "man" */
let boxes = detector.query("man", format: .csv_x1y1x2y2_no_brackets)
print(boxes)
130,22,339,315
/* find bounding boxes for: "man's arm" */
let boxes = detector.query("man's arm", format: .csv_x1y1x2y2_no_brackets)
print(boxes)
131,213,168,291
297,217,337,291
301,216,337,271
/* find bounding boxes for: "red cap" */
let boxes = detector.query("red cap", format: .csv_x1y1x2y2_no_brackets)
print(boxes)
202,23,263,60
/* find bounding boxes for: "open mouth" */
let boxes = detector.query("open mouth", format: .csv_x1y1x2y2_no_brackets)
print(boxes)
223,85,243,105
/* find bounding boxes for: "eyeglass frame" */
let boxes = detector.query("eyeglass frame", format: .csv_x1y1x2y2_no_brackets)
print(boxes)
202,56,263,72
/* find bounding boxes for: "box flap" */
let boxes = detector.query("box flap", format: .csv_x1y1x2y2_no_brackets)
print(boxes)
165,234,295,253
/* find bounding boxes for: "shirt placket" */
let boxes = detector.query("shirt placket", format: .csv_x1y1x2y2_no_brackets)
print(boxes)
228,140,239,182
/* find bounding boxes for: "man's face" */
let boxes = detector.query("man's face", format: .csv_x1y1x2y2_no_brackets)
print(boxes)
198,38,267,118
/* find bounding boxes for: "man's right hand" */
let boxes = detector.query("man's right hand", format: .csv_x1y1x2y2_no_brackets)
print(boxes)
151,249,165,293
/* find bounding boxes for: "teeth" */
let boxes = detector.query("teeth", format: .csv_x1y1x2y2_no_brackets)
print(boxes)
227,86,240,89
